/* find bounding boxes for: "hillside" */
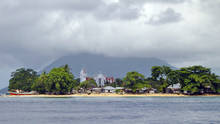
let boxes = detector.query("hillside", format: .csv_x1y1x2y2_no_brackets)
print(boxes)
0,87,8,94
41,53,175,78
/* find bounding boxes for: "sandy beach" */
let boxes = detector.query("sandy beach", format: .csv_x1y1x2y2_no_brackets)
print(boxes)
2,93,220,98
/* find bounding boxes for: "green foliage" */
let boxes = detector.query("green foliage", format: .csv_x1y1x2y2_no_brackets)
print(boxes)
115,89,121,94
9,68,38,91
178,66,218,94
31,65,77,94
150,65,220,94
31,72,47,94
46,66,76,94
151,66,162,80
8,64,220,95
123,71,151,93
115,78,124,87
151,66,171,80
151,66,172,92
107,78,124,87
79,79,97,90
213,77,220,93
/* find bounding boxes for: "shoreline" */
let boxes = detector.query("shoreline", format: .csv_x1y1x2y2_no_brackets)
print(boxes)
2,93,220,98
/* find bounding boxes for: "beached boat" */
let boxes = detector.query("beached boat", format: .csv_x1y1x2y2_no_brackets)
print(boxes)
8,91,35,95
8,92,34,95
8,92,33,95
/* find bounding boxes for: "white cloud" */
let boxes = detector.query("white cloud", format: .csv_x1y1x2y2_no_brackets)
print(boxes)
0,0,220,88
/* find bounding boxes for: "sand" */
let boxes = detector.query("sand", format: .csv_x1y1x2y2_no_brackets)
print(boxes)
2,93,220,98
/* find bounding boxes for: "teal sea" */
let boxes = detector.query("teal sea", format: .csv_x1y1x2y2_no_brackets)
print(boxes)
0,97,220,124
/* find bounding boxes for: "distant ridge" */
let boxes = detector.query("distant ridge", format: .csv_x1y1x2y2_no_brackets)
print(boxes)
0,87,8,94
41,53,175,78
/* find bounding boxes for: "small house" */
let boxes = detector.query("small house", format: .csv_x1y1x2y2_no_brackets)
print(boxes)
148,88,157,94
167,83,181,93
92,88,102,93
103,86,116,93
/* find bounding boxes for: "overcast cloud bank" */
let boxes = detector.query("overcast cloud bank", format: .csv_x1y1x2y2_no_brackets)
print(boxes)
0,0,220,88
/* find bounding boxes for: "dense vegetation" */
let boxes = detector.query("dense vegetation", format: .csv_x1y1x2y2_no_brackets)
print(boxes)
9,68,38,92
9,65,77,95
8,64,220,95
79,79,97,90
150,65,220,94
123,72,151,92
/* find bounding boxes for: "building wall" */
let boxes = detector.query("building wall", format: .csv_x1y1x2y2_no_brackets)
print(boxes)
80,69,115,87
80,69,87,83
94,74,106,87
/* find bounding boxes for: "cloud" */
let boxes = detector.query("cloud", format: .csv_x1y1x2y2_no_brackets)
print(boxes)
0,0,220,88
147,8,183,25
94,2,141,21
119,0,186,4
146,0,186,4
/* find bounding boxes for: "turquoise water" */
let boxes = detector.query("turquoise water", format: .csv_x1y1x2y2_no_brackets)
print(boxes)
0,97,220,124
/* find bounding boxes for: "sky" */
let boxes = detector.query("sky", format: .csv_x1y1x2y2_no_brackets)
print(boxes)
0,0,220,89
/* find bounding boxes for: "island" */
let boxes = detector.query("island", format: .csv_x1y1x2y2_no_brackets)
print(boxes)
3,64,220,97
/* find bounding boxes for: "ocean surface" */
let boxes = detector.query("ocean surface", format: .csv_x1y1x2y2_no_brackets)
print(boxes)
0,96,220,124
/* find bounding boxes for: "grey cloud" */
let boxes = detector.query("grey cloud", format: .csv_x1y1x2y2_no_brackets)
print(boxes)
147,8,183,25
95,0,185,21
0,0,220,88
119,0,185,4
13,0,103,11
199,0,220,22
146,0,186,3
94,2,141,20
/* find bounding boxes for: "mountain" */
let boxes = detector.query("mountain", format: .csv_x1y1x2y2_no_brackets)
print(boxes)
0,87,8,94
41,53,175,78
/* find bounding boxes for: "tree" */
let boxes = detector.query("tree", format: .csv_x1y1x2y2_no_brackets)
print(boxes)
9,68,38,91
178,66,218,94
75,78,81,88
31,72,47,94
167,70,181,86
115,78,124,87
123,71,151,93
214,76,220,93
151,66,162,80
108,78,124,87
79,79,97,90
151,66,172,93
46,66,76,94
63,64,71,73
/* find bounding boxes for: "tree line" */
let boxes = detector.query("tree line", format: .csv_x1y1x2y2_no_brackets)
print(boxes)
8,64,220,95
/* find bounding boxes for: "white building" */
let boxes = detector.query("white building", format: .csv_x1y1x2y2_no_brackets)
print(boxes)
167,83,181,93
104,86,116,93
80,69,87,83
79,69,114,87
167,83,181,89
94,73,106,87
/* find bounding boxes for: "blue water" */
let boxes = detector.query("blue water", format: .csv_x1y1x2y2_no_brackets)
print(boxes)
0,97,220,124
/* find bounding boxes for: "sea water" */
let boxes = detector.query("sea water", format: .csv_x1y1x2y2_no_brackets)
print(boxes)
0,97,220,124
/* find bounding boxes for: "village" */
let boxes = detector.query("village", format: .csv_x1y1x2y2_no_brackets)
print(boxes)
77,69,181,95
4,65,220,96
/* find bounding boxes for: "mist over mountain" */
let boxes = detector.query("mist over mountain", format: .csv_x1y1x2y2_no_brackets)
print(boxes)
41,53,175,78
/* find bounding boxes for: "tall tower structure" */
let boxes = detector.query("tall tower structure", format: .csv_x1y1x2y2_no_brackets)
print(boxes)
80,69,87,83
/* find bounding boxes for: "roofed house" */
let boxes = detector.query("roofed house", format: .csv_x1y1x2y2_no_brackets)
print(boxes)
166,83,181,93
92,88,102,93
103,86,116,93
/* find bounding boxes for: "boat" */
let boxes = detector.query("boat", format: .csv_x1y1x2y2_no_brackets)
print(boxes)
8,90,35,95
8,92,34,95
